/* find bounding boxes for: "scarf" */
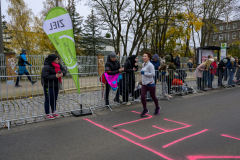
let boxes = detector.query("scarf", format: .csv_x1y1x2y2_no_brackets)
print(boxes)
51,62,61,82
104,72,120,91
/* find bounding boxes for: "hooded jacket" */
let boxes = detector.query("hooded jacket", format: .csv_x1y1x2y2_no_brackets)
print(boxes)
105,55,120,75
41,55,67,88
165,55,176,79
218,58,228,72
18,53,32,66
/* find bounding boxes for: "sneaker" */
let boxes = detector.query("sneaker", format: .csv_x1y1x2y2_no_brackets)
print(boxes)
125,102,131,106
114,98,122,104
154,106,161,115
141,109,149,117
52,111,60,118
15,85,22,87
46,115,55,119
31,81,37,85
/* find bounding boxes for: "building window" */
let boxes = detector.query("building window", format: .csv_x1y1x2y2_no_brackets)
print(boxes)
219,34,223,41
220,26,223,30
226,33,229,40
226,24,230,29
233,23,237,29
213,35,216,41
232,32,236,39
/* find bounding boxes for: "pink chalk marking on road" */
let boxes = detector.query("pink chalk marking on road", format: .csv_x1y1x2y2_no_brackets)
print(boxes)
83,118,173,160
112,111,153,128
187,155,240,160
153,125,191,132
121,118,191,140
221,134,240,141
162,129,208,148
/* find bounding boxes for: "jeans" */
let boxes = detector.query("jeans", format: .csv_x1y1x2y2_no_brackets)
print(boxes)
15,72,33,85
228,69,235,85
44,87,59,114
207,73,214,88
105,83,120,105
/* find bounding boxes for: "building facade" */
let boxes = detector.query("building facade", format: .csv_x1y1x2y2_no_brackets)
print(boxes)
208,20,240,47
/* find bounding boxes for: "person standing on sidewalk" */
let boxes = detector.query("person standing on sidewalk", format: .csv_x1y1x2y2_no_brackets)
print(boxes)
151,54,160,84
122,55,138,103
208,57,218,89
41,54,66,119
140,51,161,117
104,52,124,106
15,49,36,87
165,54,176,95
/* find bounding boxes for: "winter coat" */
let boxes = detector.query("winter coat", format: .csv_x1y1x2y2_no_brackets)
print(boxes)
187,62,193,68
218,58,227,72
122,59,138,94
105,55,120,75
18,53,32,66
195,63,206,78
41,61,67,88
226,61,233,69
210,61,217,75
150,59,160,71
174,55,181,69
165,55,176,79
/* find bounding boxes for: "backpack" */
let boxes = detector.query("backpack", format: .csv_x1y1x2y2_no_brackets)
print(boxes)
99,73,107,84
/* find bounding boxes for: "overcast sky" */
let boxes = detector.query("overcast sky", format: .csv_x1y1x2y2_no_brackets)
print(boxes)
2,0,91,22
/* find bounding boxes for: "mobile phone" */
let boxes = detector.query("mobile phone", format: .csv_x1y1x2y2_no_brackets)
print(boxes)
58,71,62,74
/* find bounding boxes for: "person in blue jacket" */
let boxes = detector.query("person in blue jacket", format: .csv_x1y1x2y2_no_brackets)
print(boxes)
150,54,160,84
15,49,36,87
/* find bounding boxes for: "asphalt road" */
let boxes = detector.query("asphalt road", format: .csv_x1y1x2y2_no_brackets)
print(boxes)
1,87,240,160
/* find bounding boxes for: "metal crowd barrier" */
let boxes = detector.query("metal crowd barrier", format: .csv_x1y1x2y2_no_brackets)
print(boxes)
1,67,239,129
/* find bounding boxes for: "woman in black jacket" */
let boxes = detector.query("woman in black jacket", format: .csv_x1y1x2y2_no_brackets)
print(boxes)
122,55,138,102
104,52,124,106
41,54,67,119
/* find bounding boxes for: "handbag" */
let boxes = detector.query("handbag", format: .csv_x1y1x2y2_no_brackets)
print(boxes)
172,79,183,86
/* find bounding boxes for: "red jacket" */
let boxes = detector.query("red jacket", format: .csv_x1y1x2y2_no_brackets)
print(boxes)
210,61,217,75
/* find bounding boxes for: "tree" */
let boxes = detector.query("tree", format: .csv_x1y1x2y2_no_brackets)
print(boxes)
89,0,163,56
199,0,234,47
81,10,105,56
6,0,40,54
2,16,12,52
67,0,84,55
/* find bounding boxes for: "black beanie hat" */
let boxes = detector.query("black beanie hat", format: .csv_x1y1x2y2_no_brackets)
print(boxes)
128,55,137,65
45,54,59,63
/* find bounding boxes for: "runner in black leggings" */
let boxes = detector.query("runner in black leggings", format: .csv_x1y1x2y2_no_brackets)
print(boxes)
140,52,161,117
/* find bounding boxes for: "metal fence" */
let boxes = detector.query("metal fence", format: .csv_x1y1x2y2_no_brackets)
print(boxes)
1,66,237,130
0,55,190,79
